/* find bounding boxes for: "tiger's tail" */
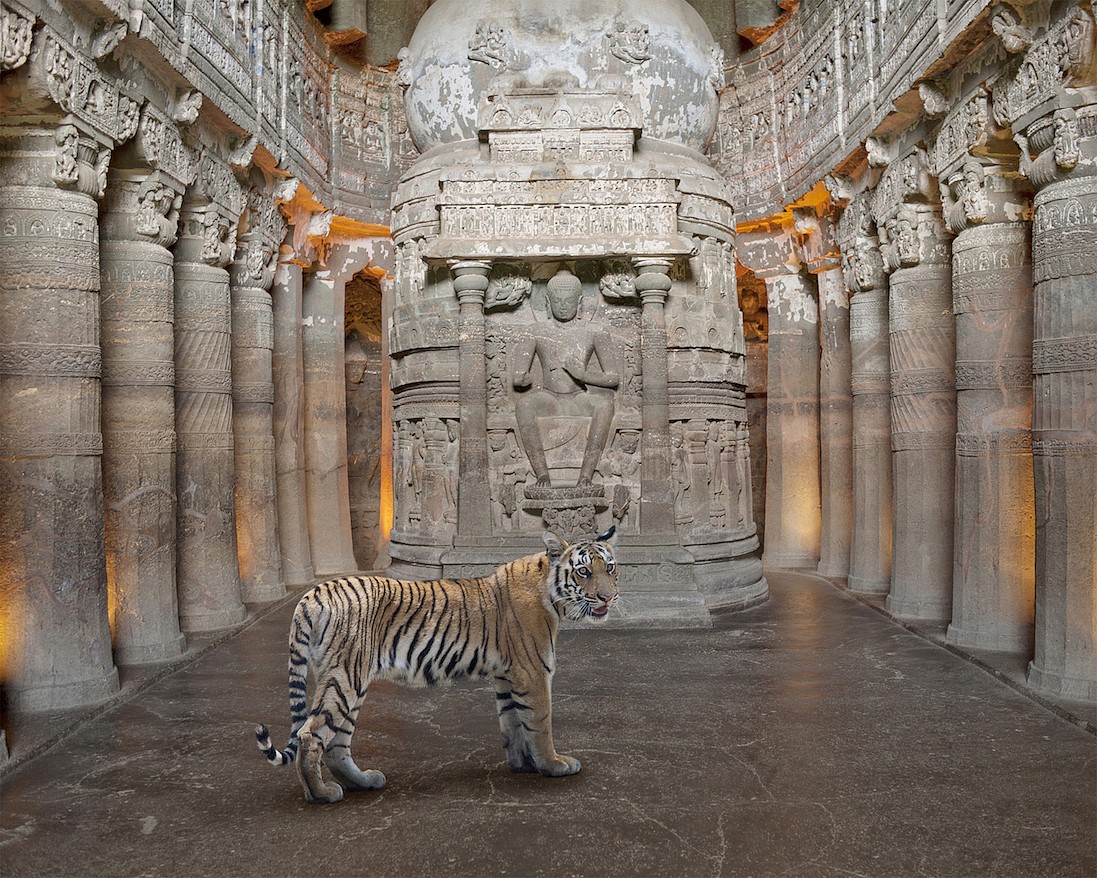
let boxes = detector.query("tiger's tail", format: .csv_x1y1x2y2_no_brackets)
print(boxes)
255,596,314,766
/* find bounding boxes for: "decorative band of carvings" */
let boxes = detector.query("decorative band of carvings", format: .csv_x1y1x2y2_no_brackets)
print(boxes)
1032,336,1097,374
1032,241,1097,283
0,431,103,456
176,432,235,450
236,436,276,451
0,343,101,377
1032,436,1097,457
955,358,1033,390
892,431,955,452
101,360,175,386
889,299,953,332
956,431,1033,457
107,429,177,452
851,373,889,396
176,369,232,393
232,382,275,404
890,368,954,396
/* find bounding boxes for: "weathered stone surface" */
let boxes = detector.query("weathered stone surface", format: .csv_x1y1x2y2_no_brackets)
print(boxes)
0,130,119,710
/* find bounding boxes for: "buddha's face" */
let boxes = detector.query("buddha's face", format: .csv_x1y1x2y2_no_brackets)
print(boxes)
547,270,581,321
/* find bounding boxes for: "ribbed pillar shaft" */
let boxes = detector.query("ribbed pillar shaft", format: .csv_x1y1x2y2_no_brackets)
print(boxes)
271,258,315,586
230,248,284,602
761,272,821,569
848,285,892,594
948,223,1035,652
173,206,246,632
302,270,357,576
0,129,118,710
1027,173,1097,701
885,207,956,621
99,170,186,663
815,267,852,578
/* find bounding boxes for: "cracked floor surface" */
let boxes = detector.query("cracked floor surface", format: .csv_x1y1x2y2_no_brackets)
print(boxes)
1,571,1095,877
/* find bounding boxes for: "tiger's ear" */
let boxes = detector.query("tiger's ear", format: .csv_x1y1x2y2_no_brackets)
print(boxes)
543,531,566,560
595,525,617,548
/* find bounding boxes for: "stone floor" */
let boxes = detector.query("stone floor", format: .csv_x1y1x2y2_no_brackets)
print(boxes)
1,571,1095,878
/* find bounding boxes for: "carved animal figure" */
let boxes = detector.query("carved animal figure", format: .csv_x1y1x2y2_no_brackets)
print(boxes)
255,527,619,803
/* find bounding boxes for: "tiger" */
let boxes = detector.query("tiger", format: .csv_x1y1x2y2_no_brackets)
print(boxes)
254,526,619,804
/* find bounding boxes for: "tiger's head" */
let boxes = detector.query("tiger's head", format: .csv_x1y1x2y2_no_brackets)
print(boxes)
543,526,619,623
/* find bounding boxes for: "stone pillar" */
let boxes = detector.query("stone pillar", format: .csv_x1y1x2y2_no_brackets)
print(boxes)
271,252,315,586
0,123,119,709
229,188,286,602
799,208,852,579
302,267,358,576
1022,103,1097,700
173,193,247,632
451,260,492,538
877,177,956,621
99,167,188,664
738,229,821,570
939,148,1035,652
839,196,893,595
633,257,677,535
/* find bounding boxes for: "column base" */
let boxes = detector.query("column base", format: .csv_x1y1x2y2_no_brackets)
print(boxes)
817,560,851,579
885,592,951,622
4,668,120,713
946,623,1033,655
1027,662,1097,703
114,634,187,666
179,604,248,634
847,574,891,596
282,561,316,587
241,582,288,603
762,551,819,571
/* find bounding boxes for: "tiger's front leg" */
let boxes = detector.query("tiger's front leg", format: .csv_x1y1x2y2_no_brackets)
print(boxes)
503,671,581,777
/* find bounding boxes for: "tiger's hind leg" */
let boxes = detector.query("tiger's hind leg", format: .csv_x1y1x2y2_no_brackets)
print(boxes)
325,694,386,792
295,671,361,804
493,676,537,773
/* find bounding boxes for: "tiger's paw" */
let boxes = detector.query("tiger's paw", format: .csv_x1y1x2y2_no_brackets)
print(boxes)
536,754,581,777
303,781,345,805
327,752,387,791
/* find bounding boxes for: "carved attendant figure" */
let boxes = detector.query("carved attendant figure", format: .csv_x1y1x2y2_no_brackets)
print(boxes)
512,268,619,489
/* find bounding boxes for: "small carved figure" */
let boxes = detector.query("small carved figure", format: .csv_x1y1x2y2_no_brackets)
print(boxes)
442,420,459,524
512,268,620,489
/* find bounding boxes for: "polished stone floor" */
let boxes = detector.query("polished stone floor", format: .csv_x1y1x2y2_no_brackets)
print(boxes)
1,571,1094,878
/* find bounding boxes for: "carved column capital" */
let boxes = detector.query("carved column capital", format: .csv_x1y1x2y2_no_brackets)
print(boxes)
794,206,841,274
632,257,674,304
450,259,492,306
735,223,800,279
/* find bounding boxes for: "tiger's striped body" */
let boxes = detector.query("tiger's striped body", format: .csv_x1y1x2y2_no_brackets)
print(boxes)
255,528,618,803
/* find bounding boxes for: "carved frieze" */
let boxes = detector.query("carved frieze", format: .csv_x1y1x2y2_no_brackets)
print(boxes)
1,2,33,71
41,36,140,147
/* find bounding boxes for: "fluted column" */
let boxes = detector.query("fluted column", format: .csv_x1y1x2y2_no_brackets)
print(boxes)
99,166,188,664
302,266,358,576
173,190,246,632
876,151,956,621
839,196,892,595
799,207,852,579
230,188,286,602
0,123,119,709
272,250,315,586
633,257,677,534
938,146,1035,652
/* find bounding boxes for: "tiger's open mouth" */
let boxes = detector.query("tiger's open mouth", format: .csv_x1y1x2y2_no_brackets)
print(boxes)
590,604,610,617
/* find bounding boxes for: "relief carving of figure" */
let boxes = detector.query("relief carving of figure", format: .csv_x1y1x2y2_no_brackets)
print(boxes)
512,268,619,489
442,419,459,524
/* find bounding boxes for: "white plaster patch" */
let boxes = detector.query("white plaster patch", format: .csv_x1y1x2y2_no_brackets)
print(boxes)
14,387,38,398
140,816,158,835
